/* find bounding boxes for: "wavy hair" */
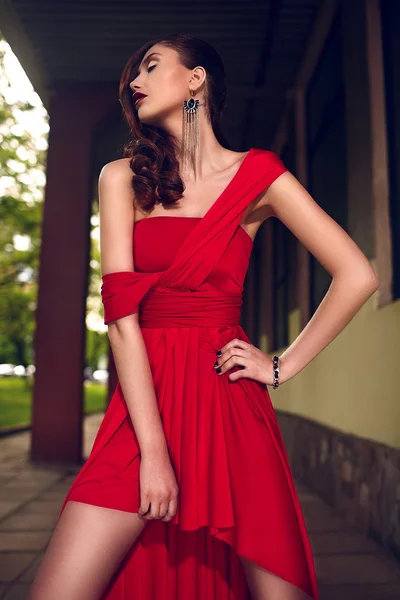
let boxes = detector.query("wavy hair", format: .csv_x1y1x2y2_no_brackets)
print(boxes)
118,33,230,212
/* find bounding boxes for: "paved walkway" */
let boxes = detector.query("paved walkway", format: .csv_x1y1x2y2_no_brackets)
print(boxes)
1,414,400,599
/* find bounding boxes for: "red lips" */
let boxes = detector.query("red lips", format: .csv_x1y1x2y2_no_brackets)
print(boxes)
133,92,147,105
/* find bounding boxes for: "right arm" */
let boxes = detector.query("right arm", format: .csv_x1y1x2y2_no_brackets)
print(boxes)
99,159,179,522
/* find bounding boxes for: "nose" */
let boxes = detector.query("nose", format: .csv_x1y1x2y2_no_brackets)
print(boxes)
130,72,143,89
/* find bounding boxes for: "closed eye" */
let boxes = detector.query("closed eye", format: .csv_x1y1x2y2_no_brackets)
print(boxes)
147,64,156,72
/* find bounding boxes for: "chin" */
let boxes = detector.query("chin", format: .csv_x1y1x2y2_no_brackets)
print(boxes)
136,104,151,120
137,109,164,128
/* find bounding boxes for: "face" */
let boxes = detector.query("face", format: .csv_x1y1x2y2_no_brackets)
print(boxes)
129,44,204,128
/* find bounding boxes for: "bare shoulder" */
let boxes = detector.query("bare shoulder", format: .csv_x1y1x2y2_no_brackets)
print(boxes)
98,158,136,276
99,157,132,187
98,157,135,215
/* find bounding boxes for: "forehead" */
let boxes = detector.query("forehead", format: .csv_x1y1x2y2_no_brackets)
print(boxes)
139,45,176,67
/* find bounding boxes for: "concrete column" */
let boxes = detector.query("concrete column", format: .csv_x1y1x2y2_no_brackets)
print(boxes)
31,83,117,463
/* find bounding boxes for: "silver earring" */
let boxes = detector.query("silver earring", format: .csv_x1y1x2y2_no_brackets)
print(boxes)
182,90,201,175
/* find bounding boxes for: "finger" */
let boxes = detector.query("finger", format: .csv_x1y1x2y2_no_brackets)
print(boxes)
217,338,252,355
150,501,163,520
225,360,248,380
221,338,251,353
161,498,178,522
138,495,150,516
215,347,247,371
228,365,247,381
158,501,170,520
228,358,248,380
138,509,152,521
216,354,248,374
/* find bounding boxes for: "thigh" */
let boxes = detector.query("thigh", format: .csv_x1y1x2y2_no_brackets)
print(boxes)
240,556,313,600
27,500,147,600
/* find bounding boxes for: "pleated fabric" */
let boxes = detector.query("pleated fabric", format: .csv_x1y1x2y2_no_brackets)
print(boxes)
58,148,320,600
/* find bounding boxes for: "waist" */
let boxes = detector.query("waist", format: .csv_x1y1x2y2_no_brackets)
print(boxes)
139,286,242,328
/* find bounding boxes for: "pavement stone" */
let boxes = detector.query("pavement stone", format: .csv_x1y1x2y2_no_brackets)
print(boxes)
314,553,400,586
0,531,51,552
18,552,45,584
15,502,62,519
1,412,400,598
0,503,20,521
309,530,383,555
2,583,31,600
0,513,57,531
319,583,400,600
0,553,36,583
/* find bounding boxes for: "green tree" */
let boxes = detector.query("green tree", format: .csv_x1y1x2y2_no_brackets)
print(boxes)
0,34,105,372
0,34,48,365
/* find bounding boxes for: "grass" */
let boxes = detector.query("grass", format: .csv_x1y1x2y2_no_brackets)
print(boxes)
0,376,107,429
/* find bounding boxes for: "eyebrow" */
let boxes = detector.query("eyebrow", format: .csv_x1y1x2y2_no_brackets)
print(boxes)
138,52,162,73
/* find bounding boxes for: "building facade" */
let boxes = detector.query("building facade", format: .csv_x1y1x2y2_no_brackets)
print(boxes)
241,0,400,559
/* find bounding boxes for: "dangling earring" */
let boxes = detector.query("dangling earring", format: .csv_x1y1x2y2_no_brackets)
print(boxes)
181,89,202,175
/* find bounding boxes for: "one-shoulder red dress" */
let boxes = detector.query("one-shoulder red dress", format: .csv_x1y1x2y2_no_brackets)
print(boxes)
58,148,319,600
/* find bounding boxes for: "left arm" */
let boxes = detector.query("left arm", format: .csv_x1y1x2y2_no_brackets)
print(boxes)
215,171,379,385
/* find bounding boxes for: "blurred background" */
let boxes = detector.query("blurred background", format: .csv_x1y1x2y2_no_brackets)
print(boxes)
0,15,110,437
0,0,400,598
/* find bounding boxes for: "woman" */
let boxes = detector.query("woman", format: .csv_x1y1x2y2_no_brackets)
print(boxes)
28,34,378,600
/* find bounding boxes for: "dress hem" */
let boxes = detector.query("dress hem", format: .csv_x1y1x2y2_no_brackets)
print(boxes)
61,498,316,599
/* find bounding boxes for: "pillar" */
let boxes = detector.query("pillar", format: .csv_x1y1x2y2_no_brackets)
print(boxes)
31,82,117,463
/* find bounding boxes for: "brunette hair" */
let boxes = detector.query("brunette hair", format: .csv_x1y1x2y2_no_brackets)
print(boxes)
118,33,230,212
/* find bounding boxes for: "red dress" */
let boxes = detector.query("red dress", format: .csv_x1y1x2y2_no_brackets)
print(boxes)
58,148,319,600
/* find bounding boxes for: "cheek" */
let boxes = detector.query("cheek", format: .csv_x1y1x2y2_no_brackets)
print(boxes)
160,69,187,99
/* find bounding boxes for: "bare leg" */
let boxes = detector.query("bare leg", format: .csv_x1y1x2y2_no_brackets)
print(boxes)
27,500,148,600
240,556,313,600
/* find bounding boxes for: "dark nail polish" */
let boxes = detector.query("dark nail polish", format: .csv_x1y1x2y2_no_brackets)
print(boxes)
216,367,221,374
216,350,222,356
214,361,218,368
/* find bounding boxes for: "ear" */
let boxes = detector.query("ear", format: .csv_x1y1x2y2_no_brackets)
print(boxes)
190,66,207,89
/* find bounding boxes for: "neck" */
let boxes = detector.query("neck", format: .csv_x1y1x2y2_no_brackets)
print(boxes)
161,105,227,181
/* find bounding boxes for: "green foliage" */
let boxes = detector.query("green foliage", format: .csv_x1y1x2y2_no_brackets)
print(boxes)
86,328,108,371
0,33,105,378
0,376,106,428
0,35,48,365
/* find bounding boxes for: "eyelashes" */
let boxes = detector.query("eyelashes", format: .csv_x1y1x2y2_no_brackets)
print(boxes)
129,63,156,90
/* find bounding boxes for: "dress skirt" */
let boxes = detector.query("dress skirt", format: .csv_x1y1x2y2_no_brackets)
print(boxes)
58,148,320,599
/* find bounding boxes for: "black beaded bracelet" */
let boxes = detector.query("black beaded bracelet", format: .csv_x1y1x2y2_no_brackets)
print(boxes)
272,355,280,389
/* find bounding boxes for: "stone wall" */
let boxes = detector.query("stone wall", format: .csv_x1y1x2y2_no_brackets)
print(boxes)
276,410,400,562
